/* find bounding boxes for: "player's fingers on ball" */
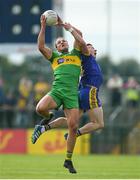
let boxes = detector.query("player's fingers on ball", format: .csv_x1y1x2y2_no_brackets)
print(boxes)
40,15,43,22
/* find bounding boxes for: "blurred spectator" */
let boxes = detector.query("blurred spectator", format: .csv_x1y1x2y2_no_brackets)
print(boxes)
4,90,17,128
18,76,33,98
33,76,51,124
16,77,33,127
107,74,123,107
33,76,51,105
123,76,139,89
123,77,140,108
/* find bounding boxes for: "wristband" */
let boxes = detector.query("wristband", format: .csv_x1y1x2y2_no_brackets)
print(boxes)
68,27,74,33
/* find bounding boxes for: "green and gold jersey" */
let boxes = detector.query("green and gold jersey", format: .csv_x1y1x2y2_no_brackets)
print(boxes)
48,48,81,91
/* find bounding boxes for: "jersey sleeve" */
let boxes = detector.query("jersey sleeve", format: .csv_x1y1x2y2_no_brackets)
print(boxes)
48,51,59,63
71,48,81,58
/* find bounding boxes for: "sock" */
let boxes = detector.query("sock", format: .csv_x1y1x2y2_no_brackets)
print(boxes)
46,112,54,120
65,151,73,161
76,129,82,137
40,112,53,126
44,124,51,131
39,118,48,125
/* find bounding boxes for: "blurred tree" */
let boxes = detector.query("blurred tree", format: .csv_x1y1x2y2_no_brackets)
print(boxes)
25,55,54,84
0,55,54,92
98,56,112,74
98,55,115,82
1,55,140,92
117,59,140,77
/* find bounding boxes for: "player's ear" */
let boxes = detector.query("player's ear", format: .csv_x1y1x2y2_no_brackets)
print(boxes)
54,40,57,48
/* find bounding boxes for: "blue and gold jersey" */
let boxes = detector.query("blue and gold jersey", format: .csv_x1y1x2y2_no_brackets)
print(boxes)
80,54,103,88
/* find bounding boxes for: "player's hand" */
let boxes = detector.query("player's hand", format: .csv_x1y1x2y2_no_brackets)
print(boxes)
56,15,63,26
40,15,46,28
63,22,72,31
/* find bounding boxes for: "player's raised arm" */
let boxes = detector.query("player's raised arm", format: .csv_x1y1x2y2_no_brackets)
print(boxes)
37,15,52,60
63,22,89,55
71,26,83,49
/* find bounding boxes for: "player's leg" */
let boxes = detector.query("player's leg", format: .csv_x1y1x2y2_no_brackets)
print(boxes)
78,106,104,135
75,86,104,136
64,107,104,139
36,89,64,126
63,108,79,173
36,94,57,118
32,117,67,143
31,94,58,144
64,109,79,153
63,103,83,140
45,117,67,129
77,85,104,136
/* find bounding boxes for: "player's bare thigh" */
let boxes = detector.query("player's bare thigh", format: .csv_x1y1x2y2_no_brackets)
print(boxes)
64,108,79,129
36,94,57,112
88,107,104,126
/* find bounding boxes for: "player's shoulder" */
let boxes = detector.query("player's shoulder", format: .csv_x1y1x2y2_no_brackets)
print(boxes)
71,48,81,54
81,53,92,59
48,51,60,61
52,50,60,57
70,48,82,58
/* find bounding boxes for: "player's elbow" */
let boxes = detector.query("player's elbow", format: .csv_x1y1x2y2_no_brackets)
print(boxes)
99,121,104,129
79,39,86,46
38,44,44,52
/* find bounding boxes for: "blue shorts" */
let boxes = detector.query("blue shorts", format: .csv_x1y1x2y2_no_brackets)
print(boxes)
79,86,102,111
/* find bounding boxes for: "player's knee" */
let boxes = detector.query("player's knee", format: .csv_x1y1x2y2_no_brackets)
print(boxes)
99,121,104,129
68,121,78,133
36,104,46,115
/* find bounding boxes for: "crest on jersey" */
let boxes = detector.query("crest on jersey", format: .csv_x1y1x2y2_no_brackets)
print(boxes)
57,58,64,64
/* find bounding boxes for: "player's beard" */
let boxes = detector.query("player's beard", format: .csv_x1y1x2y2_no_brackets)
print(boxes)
62,48,68,53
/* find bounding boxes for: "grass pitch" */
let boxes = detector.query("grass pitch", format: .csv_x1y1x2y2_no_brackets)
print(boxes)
0,154,140,179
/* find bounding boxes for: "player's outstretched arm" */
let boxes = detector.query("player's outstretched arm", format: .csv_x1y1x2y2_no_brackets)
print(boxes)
72,25,91,56
71,26,83,50
63,22,85,45
72,26,83,37
63,23,89,55
37,15,52,60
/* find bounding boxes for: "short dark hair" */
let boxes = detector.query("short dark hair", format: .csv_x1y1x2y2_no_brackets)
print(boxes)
87,43,93,46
